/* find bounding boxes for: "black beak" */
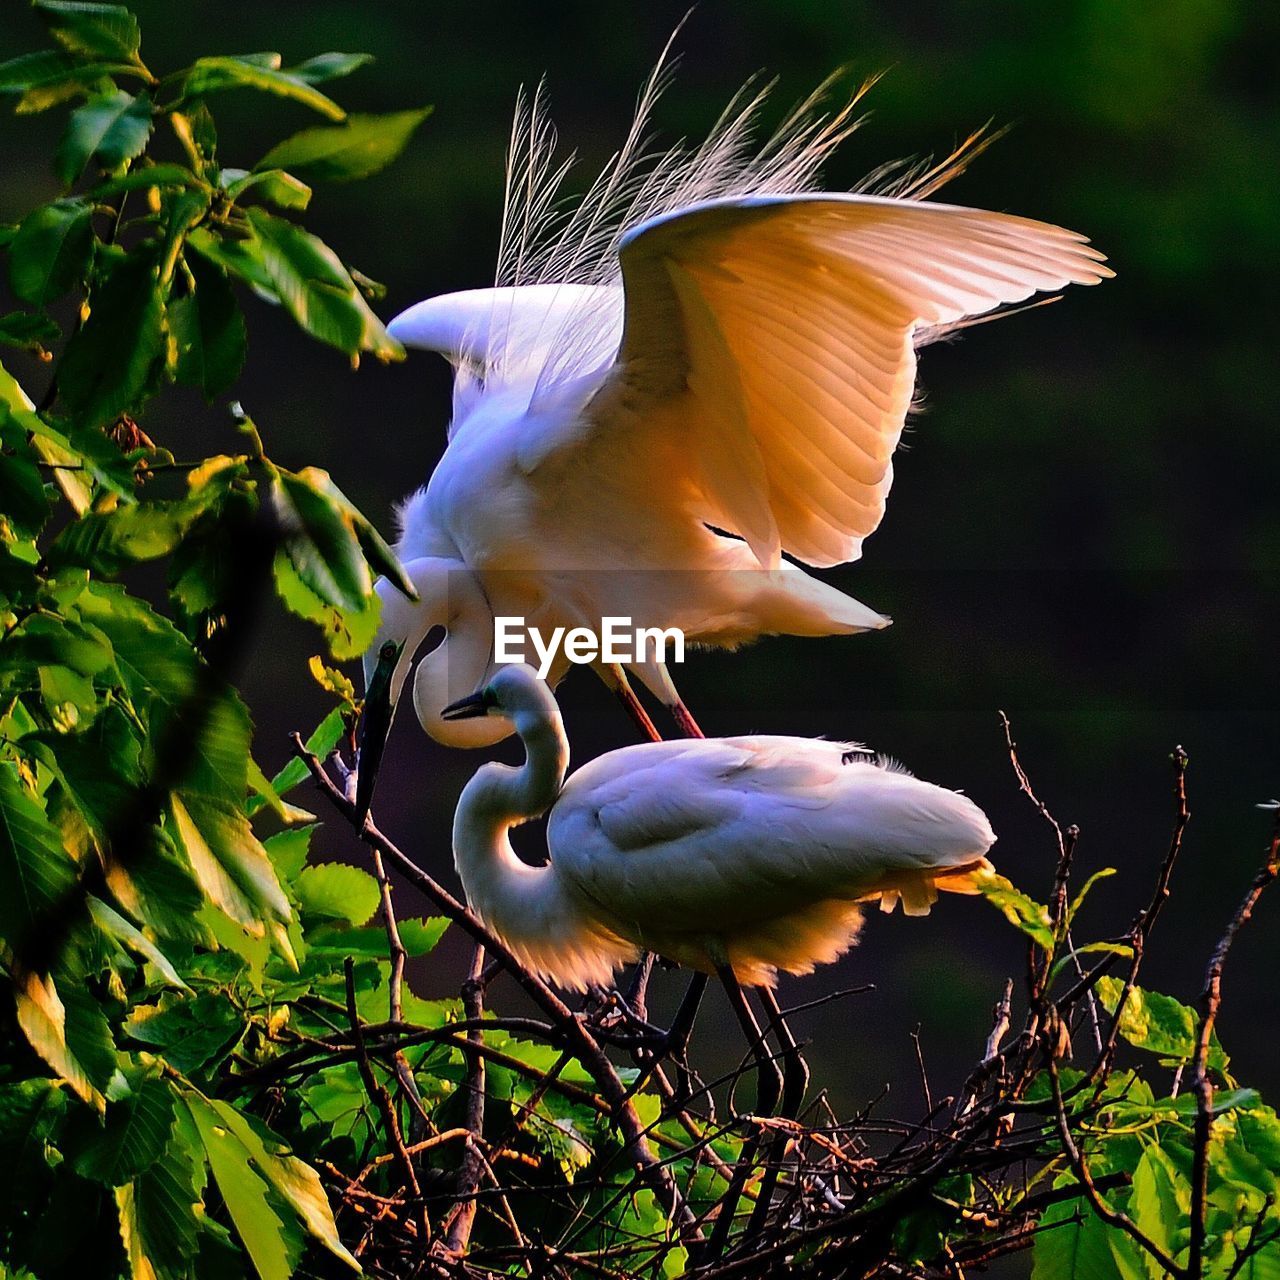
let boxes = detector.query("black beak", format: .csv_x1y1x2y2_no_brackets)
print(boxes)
441,691,489,721
355,640,403,822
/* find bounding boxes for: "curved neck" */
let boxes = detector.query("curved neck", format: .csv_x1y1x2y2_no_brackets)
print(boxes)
367,557,509,748
452,700,570,931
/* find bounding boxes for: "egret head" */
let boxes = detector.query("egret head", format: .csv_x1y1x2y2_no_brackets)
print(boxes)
441,662,562,744
360,557,514,751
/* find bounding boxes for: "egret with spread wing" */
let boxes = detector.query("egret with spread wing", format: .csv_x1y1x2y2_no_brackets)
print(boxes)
361,63,1111,782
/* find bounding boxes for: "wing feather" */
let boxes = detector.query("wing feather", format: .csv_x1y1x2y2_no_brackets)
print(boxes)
572,192,1110,568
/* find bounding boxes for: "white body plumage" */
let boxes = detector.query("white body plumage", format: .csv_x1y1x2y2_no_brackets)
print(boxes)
365,69,1112,748
448,665,996,990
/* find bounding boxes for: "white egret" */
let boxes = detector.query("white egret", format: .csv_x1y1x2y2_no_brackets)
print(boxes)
442,660,995,1131
364,64,1112,762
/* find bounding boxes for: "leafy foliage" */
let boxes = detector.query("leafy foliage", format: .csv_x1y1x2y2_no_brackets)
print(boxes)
1,5,1277,1280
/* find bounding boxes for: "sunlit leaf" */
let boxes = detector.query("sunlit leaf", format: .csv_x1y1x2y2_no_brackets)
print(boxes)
294,861,379,925
7,198,94,305
975,869,1055,951
34,1,143,66
180,56,344,121
256,108,432,183
1096,977,1230,1076
54,89,152,184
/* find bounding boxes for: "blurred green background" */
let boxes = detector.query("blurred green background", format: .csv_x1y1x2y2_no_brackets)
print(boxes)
4,0,1278,1173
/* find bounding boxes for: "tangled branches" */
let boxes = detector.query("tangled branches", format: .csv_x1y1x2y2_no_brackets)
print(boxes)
287,727,1280,1279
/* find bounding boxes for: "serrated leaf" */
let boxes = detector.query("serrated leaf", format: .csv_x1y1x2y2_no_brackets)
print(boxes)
263,825,313,882
270,467,371,611
1128,1145,1188,1280
245,208,401,358
88,162,197,197
197,1096,358,1272
54,89,152,184
70,1077,176,1186
184,1094,299,1280
256,107,431,183
221,167,310,211
273,551,380,660
35,1,143,65
0,309,60,353
88,895,189,989
1066,867,1118,929
14,970,109,1110
0,759,78,952
181,57,345,121
59,252,168,426
294,861,379,925
288,52,373,84
124,995,245,1076
308,654,355,704
49,501,197,575
308,916,448,958
975,869,1055,951
249,707,345,814
1096,977,1230,1076
116,1127,204,1280
168,251,246,400
8,198,94,305
1032,1180,1122,1279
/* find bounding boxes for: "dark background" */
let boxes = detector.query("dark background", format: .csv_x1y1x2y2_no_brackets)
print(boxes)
4,0,1278,1229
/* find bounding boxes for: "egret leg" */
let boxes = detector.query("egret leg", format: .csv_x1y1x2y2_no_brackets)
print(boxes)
606,664,662,742
715,963,781,1119
624,952,656,1023
670,699,706,739
756,985,809,1120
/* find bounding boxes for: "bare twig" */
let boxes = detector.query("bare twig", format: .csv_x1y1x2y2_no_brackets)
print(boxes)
1188,812,1280,1279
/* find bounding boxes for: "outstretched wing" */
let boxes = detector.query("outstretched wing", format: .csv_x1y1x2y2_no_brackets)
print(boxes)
569,193,1111,568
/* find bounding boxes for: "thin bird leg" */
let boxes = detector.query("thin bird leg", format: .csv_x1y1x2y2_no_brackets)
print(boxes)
670,699,706,739
624,952,656,1023
715,963,781,1118
756,985,809,1120
744,986,811,1240
606,663,662,742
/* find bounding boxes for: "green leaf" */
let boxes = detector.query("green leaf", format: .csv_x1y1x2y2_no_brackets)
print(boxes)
1096,977,1230,1076
270,466,371,611
186,225,275,296
169,794,291,932
975,869,1055,951
115,1125,203,1280
49,501,198,575
87,162,198,197
250,707,345,813
245,208,402,358
197,1096,359,1272
288,52,374,84
1066,867,1117,929
1032,1180,1123,1279
184,1094,299,1280
1128,1145,1188,1279
59,251,168,426
0,760,78,952
8,198,94,305
273,551,380,660
0,50,80,92
220,167,311,211
13,970,111,1110
55,89,152,184
35,1,143,66
256,108,432,183
0,309,60,353
180,57,345,121
0,450,52,537
69,1077,176,1186
1048,940,1134,984
87,895,189,989
125,994,245,1076
263,825,313,882
168,251,246,400
294,862,380,925
308,916,449,958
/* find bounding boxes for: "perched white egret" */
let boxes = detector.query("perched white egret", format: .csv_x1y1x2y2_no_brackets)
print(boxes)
442,663,996,993
364,63,1111,762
